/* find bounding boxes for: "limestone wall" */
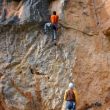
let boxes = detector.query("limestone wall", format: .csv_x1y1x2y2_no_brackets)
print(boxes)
0,0,110,110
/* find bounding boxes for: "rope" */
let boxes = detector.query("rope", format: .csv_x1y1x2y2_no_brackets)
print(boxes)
59,22,98,36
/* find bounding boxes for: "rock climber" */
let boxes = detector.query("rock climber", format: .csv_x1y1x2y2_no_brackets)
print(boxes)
64,82,78,110
50,11,59,42
44,11,59,44
44,22,52,34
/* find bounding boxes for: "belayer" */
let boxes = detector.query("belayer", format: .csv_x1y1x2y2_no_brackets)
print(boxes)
44,11,59,44
64,82,78,110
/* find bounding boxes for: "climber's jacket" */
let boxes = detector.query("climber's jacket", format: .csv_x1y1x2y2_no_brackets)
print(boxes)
64,88,78,103
50,15,59,25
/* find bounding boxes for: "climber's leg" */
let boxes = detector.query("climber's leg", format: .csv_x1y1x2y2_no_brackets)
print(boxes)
53,29,57,41
44,22,51,34
53,24,57,41
51,29,55,42
0,8,7,22
44,23,48,33
51,29,57,45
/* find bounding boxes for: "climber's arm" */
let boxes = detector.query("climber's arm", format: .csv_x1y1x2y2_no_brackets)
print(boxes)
74,88,78,104
64,90,68,101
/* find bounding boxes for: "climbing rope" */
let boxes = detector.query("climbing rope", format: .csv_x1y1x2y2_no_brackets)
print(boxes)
59,22,98,36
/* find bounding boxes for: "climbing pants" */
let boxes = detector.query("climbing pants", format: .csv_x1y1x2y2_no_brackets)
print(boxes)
44,23,58,42
44,22,52,33
51,24,57,42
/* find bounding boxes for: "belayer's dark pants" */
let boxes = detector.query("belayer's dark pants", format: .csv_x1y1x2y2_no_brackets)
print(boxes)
66,101,76,110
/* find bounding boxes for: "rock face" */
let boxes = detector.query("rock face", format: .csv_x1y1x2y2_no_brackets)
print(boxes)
0,0,50,24
0,0,110,110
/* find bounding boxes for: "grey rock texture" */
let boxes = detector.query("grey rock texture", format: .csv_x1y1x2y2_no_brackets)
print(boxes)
0,24,76,110
0,0,110,110
0,0,51,24
19,0,50,23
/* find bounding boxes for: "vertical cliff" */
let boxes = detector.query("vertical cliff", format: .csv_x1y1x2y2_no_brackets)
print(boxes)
0,0,110,110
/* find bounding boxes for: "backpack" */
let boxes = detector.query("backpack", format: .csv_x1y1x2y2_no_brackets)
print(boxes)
66,89,76,102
